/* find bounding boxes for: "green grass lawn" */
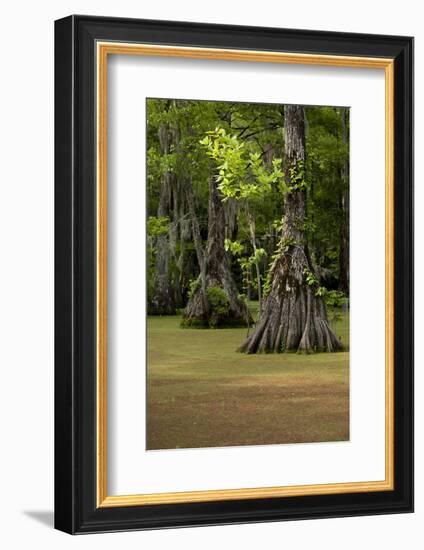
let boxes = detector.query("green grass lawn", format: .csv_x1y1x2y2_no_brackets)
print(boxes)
147,305,349,450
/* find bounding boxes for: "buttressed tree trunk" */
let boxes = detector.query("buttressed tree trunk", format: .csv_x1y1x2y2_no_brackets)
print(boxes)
239,105,343,353
182,175,251,328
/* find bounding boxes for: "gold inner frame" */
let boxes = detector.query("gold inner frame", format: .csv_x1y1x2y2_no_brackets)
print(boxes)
96,41,395,508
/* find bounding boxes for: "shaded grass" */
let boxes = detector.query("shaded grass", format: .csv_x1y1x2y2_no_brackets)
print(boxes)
147,305,349,450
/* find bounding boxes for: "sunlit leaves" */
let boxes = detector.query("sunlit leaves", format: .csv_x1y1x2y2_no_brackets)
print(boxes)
147,216,170,237
200,127,284,202
224,238,244,256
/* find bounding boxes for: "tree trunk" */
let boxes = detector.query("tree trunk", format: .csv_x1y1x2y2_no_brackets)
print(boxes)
339,108,350,295
148,121,179,315
239,105,343,353
246,208,262,313
182,175,251,328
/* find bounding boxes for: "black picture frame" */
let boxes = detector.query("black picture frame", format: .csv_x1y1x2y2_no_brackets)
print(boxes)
55,14,414,534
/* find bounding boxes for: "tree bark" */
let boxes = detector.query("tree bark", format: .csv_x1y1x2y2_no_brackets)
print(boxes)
239,105,343,353
148,120,179,315
339,108,350,295
182,175,251,328
246,208,263,313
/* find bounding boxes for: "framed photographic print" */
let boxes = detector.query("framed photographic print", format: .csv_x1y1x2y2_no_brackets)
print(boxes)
54,15,413,534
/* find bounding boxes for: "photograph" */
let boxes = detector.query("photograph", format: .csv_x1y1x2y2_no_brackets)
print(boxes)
50,10,413,537
146,98,350,450
0,0,417,542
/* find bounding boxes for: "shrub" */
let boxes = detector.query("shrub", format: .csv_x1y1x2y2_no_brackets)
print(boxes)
206,286,230,327
325,290,348,308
